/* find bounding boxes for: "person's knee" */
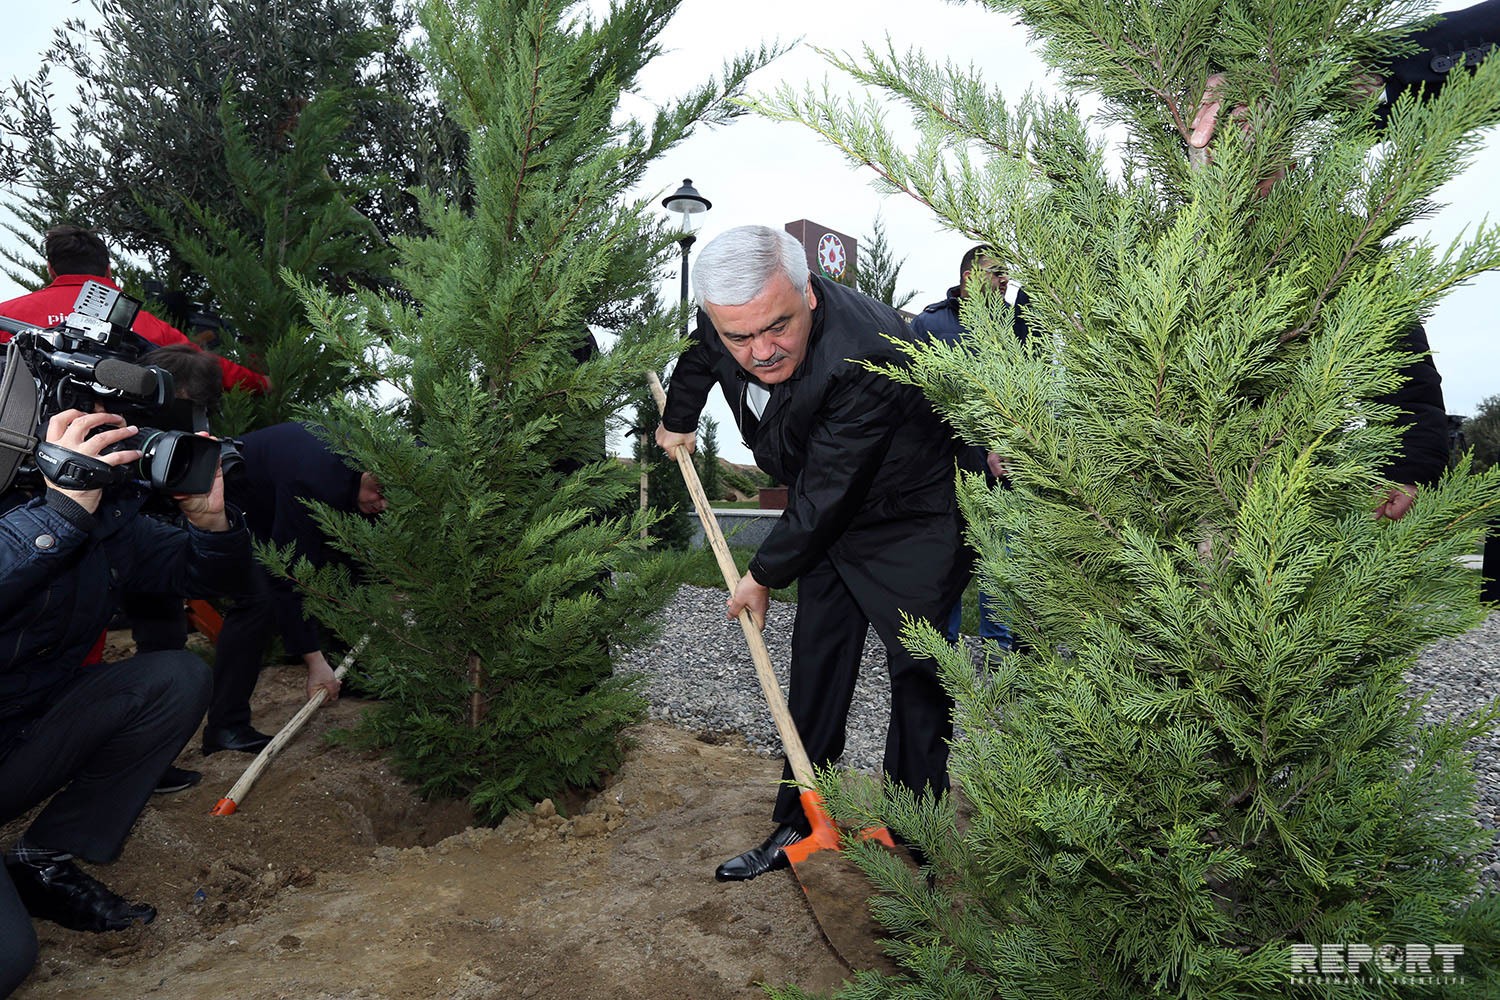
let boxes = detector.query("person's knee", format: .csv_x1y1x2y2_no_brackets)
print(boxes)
129,650,212,720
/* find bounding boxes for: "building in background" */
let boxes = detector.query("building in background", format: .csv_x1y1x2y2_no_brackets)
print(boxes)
784,219,857,286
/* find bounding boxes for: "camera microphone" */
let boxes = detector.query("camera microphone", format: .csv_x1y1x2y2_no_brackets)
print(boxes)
94,358,163,397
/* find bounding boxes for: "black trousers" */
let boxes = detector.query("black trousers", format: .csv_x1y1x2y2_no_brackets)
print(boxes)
771,535,968,832
208,565,281,731
122,591,189,654
0,651,210,996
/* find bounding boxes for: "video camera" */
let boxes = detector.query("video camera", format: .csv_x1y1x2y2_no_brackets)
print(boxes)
0,280,222,495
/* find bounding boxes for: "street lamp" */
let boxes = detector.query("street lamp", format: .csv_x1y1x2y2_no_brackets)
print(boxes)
662,178,711,336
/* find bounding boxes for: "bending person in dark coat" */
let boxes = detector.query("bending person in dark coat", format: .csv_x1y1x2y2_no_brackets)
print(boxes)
656,225,972,882
204,422,385,755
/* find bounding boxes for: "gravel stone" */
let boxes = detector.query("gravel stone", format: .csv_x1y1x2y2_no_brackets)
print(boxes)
620,587,1499,886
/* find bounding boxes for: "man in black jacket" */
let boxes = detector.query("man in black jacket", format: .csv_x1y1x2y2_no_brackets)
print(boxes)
1186,3,1492,515
0,408,249,996
656,225,972,882
203,422,384,755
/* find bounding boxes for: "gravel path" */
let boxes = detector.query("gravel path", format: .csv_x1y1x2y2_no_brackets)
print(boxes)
620,585,1499,885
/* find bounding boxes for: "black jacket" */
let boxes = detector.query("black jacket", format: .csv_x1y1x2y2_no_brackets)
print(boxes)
1382,0,1500,100
228,422,366,657
1382,323,1450,488
663,276,970,592
1368,2,1497,485
0,487,251,750
910,286,1032,348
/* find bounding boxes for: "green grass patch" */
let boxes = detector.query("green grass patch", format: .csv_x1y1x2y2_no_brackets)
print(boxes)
652,544,797,601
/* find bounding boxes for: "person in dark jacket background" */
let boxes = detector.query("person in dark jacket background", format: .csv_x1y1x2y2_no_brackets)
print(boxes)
203,422,385,755
657,225,972,882
1186,4,1489,518
911,245,1030,651
910,244,1032,348
0,408,249,997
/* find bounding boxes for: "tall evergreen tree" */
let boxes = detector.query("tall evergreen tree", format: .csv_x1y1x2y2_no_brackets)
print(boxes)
1,0,463,288
698,415,725,501
145,91,392,433
758,2,1500,997
856,211,919,311
1466,394,1500,473
273,0,775,824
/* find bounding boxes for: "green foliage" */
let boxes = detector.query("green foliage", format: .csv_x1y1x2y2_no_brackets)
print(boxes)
721,458,772,499
1,0,463,287
627,385,695,549
756,2,1500,997
698,415,725,500
1465,394,1500,473
0,187,80,293
275,0,776,824
856,212,919,311
146,90,391,433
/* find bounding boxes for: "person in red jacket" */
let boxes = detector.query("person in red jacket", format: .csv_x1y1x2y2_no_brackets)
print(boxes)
0,225,270,395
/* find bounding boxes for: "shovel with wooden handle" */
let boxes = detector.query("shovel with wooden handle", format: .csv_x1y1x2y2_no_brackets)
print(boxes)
647,371,900,973
211,634,370,816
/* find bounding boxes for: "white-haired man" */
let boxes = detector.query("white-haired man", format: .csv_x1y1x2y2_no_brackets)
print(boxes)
657,225,972,881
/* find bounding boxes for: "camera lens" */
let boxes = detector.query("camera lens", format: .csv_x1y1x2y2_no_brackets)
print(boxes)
109,427,220,494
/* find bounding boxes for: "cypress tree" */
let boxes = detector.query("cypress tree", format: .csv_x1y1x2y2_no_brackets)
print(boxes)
147,91,391,434
699,415,725,502
270,0,774,824
1466,394,1500,473
757,2,1500,996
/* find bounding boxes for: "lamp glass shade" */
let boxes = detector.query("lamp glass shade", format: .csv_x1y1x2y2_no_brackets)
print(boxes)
662,178,710,235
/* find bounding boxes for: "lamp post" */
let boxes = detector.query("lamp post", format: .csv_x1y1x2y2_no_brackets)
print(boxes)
662,178,711,336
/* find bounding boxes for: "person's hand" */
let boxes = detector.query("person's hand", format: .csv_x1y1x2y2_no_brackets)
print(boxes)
304,651,341,702
1192,70,1387,148
656,424,696,458
727,570,770,632
174,432,229,532
985,451,1009,479
1375,484,1417,521
1188,73,1286,195
1188,72,1232,149
41,409,141,514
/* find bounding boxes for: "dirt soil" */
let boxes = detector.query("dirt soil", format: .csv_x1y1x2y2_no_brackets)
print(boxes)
6,639,866,1000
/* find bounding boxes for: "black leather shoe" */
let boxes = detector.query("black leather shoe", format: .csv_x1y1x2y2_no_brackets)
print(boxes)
202,724,272,755
714,823,805,882
153,765,202,795
4,858,156,932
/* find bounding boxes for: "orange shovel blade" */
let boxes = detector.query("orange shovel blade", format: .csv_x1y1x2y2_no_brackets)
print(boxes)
782,788,903,974
782,787,895,865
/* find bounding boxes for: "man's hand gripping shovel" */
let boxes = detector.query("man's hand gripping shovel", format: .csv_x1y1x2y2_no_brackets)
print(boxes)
648,372,901,972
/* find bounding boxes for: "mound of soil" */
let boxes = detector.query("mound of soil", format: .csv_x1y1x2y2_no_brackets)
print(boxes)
8,642,857,999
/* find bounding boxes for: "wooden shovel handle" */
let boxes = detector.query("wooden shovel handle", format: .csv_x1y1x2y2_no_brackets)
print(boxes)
211,635,370,816
647,372,815,787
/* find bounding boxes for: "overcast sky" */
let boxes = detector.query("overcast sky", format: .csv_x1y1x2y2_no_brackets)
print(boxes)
3,0,1495,465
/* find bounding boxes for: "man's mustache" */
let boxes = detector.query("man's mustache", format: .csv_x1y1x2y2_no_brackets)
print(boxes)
752,351,789,368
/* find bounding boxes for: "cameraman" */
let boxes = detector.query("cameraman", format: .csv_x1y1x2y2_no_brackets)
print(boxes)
0,409,250,997
0,225,270,395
